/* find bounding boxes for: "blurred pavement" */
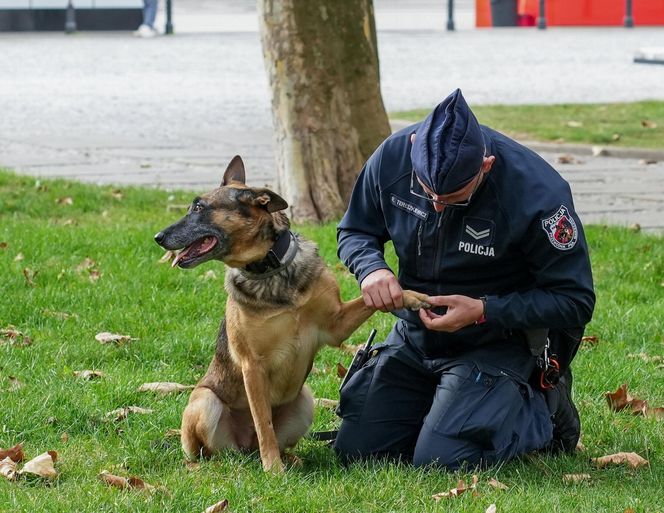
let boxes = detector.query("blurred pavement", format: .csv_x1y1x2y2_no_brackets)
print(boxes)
0,0,663,231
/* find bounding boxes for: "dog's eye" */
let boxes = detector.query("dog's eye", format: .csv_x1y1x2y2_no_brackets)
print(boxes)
192,203,203,213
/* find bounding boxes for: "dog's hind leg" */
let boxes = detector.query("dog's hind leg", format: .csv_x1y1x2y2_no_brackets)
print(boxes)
273,385,315,451
181,386,237,460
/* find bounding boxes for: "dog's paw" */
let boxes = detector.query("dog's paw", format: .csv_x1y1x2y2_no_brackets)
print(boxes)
402,290,431,311
262,455,285,474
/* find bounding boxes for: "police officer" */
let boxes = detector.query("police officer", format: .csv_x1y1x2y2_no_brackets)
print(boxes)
333,89,595,469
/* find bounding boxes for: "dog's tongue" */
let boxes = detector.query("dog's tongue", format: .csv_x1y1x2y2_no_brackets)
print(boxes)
171,237,217,267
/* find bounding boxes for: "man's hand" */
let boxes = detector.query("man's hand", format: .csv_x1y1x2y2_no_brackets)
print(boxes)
418,295,484,332
360,269,403,312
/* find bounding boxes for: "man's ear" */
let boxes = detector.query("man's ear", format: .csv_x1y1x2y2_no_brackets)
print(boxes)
481,155,496,175
222,155,246,186
251,188,288,213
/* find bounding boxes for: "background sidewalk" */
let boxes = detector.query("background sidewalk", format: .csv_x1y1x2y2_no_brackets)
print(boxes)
1,0,663,232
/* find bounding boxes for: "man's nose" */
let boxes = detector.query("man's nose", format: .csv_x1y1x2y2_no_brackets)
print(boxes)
154,231,165,244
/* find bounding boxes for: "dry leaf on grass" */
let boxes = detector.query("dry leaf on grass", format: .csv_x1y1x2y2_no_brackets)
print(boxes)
8,376,24,391
23,268,38,287
56,197,73,205
14,252,24,262
137,382,194,395
203,499,229,513
99,470,156,491
487,478,509,490
0,457,17,481
336,363,348,378
201,270,218,281
565,121,583,128
0,327,32,346
95,332,135,345
581,335,599,346
19,451,58,479
641,120,658,129
0,443,24,463
0,241,7,249
60,432,69,443
164,428,181,438
74,370,106,380
563,473,591,484
104,406,153,422
628,352,663,364
605,383,663,418
432,475,479,500
314,398,339,409
486,504,497,513
43,310,78,320
111,189,123,200
591,452,649,469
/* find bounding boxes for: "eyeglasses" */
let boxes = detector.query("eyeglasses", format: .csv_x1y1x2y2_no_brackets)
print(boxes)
409,167,483,208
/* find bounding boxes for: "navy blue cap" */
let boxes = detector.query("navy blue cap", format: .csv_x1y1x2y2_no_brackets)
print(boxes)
410,89,485,195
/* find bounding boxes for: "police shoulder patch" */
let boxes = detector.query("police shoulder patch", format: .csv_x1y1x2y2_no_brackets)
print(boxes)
541,205,578,250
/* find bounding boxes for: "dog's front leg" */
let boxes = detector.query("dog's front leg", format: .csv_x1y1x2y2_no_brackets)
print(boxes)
241,361,284,473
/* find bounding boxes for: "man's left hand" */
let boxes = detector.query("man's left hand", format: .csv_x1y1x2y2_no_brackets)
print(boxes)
419,295,484,332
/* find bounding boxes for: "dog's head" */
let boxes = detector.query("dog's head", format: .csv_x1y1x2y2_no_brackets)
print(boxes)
154,156,289,269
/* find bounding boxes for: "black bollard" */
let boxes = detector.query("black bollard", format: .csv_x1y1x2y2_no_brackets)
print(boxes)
536,0,546,29
165,0,174,34
65,0,76,34
447,0,455,31
624,0,634,27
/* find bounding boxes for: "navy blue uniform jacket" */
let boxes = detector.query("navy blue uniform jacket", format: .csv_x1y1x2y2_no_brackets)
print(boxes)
337,124,595,357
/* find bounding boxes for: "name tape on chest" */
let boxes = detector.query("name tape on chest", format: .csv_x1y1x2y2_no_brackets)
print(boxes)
390,194,429,221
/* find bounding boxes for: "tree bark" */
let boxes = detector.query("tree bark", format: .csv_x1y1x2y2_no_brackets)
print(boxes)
259,0,391,223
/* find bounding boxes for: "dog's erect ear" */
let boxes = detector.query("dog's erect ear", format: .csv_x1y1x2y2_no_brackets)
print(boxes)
252,188,289,213
222,155,246,186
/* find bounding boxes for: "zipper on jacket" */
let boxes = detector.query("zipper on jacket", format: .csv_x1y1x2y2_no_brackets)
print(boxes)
433,208,452,280
417,222,424,256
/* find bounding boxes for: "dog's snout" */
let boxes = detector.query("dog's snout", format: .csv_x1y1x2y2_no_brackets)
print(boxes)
154,231,165,245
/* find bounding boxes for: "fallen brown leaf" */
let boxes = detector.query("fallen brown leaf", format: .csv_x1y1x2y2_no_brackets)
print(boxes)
646,407,664,419
314,398,339,409
19,451,58,479
111,189,123,200
0,327,32,346
60,432,69,443
563,473,591,484
557,154,577,164
0,457,17,481
137,382,194,395
611,133,621,142
486,505,497,513
95,332,135,345
164,428,181,438
605,383,663,418
8,376,24,391
204,500,229,513
56,197,73,205
104,406,153,422
23,268,38,286
99,470,156,491
0,241,7,250
76,258,97,272
581,335,599,346
74,370,106,380
0,443,24,463
336,363,348,379
432,476,478,500
641,120,658,129
629,223,641,232
14,252,24,261
88,270,102,282
591,452,649,469
487,478,509,490
628,352,663,364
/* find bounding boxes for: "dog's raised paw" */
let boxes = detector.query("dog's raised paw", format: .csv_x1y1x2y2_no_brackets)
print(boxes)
402,290,431,311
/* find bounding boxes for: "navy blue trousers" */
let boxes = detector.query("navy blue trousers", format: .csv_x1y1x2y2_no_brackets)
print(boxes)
334,322,553,469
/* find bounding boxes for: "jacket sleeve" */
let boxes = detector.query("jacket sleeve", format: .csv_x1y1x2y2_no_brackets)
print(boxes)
337,146,393,285
485,201,595,329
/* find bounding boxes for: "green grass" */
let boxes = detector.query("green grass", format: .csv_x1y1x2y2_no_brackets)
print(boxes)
1,170,663,513
394,101,664,149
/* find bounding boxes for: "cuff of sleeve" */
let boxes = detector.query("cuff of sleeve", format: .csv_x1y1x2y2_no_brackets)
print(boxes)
357,262,393,287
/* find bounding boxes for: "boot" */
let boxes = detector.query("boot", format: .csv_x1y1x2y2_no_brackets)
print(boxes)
545,368,580,453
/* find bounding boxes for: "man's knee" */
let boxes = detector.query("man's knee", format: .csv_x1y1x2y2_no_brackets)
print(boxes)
412,430,483,470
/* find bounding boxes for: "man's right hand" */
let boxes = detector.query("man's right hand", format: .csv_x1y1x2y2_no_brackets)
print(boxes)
360,269,404,312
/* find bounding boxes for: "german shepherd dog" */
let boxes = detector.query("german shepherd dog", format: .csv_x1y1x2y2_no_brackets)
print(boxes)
154,156,430,472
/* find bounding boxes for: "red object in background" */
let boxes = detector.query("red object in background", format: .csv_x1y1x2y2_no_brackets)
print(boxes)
476,0,664,27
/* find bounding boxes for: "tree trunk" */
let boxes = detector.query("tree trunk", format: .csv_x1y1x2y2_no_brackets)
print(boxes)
258,0,391,223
